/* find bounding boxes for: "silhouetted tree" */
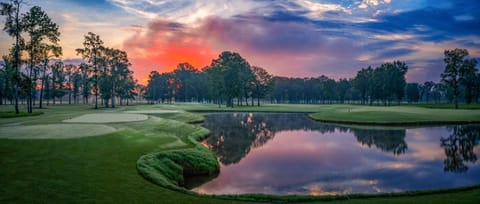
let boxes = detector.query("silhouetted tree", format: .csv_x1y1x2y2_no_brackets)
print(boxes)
441,125,480,173
76,32,104,109
22,6,60,112
353,66,374,104
1,0,24,114
406,83,420,103
38,44,62,108
251,66,274,106
442,48,477,109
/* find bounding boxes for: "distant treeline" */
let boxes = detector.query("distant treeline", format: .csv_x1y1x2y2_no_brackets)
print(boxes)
145,51,274,107
145,49,479,108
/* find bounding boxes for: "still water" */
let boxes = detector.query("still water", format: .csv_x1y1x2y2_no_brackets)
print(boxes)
187,113,480,195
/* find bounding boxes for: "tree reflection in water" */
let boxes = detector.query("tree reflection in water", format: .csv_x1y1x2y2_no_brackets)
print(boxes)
193,113,480,195
353,129,407,156
202,113,408,165
441,125,480,173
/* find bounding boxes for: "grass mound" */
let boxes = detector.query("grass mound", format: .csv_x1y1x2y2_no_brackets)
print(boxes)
136,120,219,192
63,113,148,123
137,146,219,191
0,124,116,139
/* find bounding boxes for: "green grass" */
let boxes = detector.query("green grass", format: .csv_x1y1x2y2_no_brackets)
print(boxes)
309,105,480,125
404,103,480,110
1,103,480,203
0,124,117,139
0,111,44,118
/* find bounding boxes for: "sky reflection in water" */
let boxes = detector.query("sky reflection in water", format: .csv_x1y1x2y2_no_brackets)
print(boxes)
188,113,480,195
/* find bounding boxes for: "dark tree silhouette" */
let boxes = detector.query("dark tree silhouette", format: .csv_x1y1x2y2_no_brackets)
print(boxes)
1,0,24,114
441,125,480,173
442,48,478,109
22,6,60,112
353,128,408,155
76,32,104,109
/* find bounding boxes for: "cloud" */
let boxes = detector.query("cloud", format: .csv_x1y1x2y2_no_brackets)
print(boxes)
358,0,392,9
123,15,370,82
108,0,267,23
123,19,219,84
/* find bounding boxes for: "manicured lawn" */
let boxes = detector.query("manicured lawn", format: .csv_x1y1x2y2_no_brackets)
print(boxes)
0,111,43,118
309,105,480,125
1,103,479,203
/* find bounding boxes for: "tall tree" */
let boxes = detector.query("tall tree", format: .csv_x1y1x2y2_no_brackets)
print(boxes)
22,6,60,112
251,66,274,106
76,32,104,109
173,62,197,102
1,0,24,114
442,48,474,109
78,63,91,104
38,44,62,108
460,58,478,104
207,51,253,107
421,81,435,102
353,66,374,104
1,54,15,105
406,83,420,103
336,78,351,103
110,49,131,108
64,64,75,104
71,66,82,104
50,61,64,104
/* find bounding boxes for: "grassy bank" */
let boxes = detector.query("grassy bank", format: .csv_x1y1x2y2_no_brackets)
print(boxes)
1,104,480,203
308,105,480,125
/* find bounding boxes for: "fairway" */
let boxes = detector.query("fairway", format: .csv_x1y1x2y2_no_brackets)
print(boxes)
63,113,149,123
0,124,116,139
309,105,480,125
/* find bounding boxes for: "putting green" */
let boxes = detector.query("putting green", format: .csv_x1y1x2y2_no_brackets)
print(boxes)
63,113,148,123
0,124,116,139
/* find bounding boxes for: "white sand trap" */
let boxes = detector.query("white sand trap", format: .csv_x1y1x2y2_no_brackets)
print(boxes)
63,113,148,123
0,124,116,139
124,110,180,114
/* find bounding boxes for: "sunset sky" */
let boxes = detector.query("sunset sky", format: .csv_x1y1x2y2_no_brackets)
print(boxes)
0,0,479,84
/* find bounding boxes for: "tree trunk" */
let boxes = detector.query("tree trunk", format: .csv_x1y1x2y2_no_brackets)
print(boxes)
111,79,115,108
454,96,459,109
13,3,20,115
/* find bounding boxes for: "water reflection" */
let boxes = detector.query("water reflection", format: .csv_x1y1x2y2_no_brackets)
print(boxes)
191,113,480,195
441,125,480,173
353,129,407,155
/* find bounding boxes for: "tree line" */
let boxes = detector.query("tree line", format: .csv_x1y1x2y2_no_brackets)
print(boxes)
0,0,137,114
145,51,274,107
146,49,478,108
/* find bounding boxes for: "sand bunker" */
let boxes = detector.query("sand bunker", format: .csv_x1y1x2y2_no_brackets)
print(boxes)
124,110,180,114
0,124,116,139
63,113,148,123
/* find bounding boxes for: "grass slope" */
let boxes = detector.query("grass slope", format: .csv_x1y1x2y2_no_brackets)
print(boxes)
1,104,480,203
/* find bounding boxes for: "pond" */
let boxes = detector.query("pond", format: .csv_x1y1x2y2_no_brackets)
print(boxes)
186,113,480,195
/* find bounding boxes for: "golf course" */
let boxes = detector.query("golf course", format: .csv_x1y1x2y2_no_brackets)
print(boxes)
1,103,480,203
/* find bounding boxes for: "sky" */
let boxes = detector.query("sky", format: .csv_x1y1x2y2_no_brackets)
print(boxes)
0,0,479,84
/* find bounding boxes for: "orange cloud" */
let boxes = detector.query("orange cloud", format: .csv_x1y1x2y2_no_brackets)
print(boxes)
124,20,218,84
